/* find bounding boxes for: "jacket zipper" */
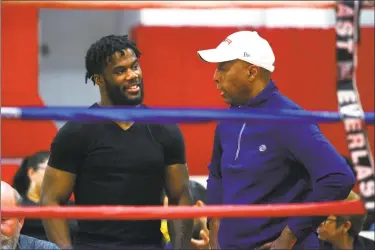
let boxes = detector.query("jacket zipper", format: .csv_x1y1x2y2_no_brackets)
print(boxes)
235,123,246,160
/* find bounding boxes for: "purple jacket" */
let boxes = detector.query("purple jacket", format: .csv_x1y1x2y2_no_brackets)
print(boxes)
206,80,355,249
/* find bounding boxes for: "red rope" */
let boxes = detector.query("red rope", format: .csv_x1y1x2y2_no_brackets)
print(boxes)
2,1,336,10
1,201,365,220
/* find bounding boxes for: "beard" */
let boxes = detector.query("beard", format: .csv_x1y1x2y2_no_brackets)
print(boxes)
104,78,144,106
1,232,19,250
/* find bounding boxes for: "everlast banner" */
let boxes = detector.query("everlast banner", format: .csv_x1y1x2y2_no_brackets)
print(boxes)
335,0,375,213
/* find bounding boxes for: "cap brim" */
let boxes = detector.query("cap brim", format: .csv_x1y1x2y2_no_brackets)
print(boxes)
197,48,237,63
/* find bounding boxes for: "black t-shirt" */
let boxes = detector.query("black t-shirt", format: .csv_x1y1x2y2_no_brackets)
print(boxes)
48,104,186,248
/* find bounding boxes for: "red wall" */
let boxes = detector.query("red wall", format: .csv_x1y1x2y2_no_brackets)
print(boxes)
1,5,58,158
1,5,374,184
132,26,375,175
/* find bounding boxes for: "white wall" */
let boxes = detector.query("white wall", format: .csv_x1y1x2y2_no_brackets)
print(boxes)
140,8,374,27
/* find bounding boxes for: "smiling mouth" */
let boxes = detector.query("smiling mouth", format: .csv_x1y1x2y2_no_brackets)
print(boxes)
125,84,140,94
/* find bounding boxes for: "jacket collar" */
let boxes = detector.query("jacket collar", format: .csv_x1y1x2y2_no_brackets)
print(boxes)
231,79,278,108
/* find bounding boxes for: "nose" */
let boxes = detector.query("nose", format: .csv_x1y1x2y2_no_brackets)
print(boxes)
213,69,220,82
213,70,221,90
125,69,139,81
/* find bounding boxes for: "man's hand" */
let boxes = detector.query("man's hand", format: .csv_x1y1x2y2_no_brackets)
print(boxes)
190,201,210,249
190,230,210,249
257,225,297,250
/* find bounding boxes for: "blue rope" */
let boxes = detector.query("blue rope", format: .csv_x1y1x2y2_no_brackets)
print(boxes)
1,107,374,124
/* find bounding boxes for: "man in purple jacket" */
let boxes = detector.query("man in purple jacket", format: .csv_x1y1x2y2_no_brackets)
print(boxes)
197,31,355,250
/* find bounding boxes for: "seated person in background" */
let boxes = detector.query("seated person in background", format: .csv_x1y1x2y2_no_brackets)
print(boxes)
1,181,60,250
341,155,374,230
12,151,78,241
162,180,210,249
318,191,375,249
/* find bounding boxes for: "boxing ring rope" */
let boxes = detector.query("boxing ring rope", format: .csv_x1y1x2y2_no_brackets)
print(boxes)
1,201,366,220
4,1,374,10
2,1,337,10
1,107,375,124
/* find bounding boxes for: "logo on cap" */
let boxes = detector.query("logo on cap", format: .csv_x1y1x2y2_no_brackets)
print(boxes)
244,52,250,57
223,38,232,45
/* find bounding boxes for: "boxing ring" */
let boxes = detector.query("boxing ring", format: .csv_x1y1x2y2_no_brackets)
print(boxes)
1,0,375,243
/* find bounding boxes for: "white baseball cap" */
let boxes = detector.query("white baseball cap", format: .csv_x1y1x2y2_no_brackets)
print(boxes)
197,31,275,72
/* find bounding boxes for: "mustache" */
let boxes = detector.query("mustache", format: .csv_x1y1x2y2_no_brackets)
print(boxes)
129,78,143,85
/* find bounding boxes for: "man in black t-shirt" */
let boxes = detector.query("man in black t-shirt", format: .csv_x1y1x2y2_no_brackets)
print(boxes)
40,35,194,250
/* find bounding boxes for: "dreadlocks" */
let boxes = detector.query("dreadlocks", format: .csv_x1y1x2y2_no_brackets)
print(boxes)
85,35,141,85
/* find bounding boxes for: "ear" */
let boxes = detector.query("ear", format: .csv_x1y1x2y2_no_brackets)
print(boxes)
27,168,35,181
18,217,25,229
247,65,259,82
93,74,104,86
343,220,352,233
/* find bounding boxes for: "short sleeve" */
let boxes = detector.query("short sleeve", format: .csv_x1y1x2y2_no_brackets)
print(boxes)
48,122,87,174
158,124,186,166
